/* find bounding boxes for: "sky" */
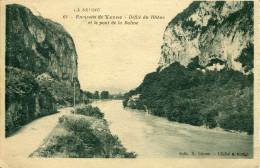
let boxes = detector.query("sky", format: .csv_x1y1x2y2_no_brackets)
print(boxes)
7,0,193,94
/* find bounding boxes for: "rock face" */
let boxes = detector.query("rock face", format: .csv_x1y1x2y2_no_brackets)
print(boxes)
159,1,253,73
5,4,82,136
6,4,81,102
123,1,254,134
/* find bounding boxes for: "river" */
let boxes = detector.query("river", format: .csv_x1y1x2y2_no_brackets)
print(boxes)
92,100,253,159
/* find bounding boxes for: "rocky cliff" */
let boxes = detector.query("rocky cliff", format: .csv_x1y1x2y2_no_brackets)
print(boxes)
5,4,83,136
6,4,81,103
123,1,254,134
159,1,253,73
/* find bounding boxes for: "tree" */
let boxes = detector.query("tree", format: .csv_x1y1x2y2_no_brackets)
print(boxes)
84,91,94,99
101,91,109,99
93,91,100,99
235,42,253,73
187,56,202,70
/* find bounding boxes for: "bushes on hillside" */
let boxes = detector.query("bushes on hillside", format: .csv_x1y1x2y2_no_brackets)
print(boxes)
5,67,57,136
36,75,74,105
123,61,254,134
235,42,254,73
5,66,86,137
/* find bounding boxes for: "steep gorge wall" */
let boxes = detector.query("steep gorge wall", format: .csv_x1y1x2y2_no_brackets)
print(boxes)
159,1,253,73
123,1,254,134
5,4,82,135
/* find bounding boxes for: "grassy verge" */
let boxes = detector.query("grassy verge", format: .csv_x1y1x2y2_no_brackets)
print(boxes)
30,105,137,158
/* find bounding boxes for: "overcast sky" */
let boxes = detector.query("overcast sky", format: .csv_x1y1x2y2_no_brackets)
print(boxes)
10,0,193,94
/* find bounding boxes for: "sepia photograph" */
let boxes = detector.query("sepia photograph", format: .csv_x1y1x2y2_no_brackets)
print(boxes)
0,0,259,167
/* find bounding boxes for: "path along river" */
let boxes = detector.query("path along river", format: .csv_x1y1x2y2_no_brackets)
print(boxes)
92,100,253,158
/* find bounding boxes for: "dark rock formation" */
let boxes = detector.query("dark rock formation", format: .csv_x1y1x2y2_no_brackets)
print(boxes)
5,4,83,136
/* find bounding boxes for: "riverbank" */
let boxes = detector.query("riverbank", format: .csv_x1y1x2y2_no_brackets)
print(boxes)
124,106,250,135
30,105,137,158
123,62,253,135
93,100,253,158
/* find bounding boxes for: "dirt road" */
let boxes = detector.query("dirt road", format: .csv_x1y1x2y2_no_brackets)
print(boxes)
3,107,73,158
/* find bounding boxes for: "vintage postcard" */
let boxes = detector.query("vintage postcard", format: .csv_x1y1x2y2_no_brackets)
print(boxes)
0,0,259,167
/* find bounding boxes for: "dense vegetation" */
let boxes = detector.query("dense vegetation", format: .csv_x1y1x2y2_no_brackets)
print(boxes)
235,42,254,73
101,91,109,99
74,105,104,119
93,91,100,99
5,66,91,137
5,67,57,136
30,106,137,158
123,58,253,134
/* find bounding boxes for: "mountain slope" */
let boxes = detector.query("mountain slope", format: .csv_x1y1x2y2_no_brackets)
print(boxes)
123,1,254,134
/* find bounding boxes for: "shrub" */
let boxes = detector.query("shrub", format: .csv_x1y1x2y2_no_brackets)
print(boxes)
235,42,254,73
31,115,137,158
5,67,57,136
74,106,104,119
